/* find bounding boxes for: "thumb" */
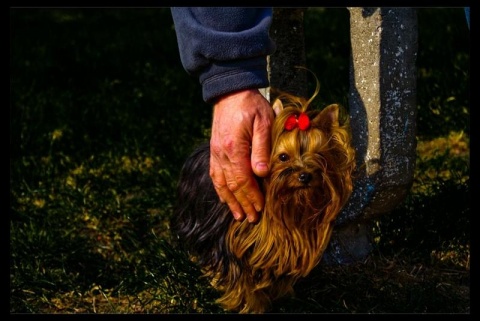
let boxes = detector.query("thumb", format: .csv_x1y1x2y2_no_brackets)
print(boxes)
251,114,273,178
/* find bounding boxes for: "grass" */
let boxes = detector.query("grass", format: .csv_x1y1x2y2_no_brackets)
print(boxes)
10,8,470,314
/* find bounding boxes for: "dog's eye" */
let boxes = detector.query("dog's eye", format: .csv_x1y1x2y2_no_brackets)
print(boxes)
279,153,290,162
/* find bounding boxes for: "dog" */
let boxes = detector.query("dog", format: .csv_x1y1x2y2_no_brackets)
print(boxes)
171,80,356,313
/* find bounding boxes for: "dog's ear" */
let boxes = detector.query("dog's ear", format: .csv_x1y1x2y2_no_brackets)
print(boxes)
312,104,339,129
272,98,284,117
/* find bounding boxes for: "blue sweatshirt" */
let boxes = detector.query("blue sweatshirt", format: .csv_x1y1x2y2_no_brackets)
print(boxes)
170,7,276,103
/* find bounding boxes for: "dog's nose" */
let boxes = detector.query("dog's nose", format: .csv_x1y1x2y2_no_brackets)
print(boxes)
298,172,312,184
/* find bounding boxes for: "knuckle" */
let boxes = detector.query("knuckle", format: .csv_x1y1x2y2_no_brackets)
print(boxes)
234,175,249,188
227,180,240,193
210,142,223,156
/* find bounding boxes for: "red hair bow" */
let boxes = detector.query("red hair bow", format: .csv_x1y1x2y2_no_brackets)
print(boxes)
285,113,310,131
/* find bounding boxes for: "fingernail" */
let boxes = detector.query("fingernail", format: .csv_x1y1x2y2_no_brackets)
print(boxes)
247,214,257,223
233,212,242,221
256,162,268,172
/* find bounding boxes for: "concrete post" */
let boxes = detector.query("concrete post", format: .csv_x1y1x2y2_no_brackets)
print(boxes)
323,8,418,264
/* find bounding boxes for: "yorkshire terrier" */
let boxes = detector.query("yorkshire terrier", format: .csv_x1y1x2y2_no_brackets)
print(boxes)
171,80,356,313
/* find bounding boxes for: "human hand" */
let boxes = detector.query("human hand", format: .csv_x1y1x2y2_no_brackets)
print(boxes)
210,89,274,223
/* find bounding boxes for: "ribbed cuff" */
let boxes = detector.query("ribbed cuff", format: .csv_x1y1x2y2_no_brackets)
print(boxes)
199,57,270,103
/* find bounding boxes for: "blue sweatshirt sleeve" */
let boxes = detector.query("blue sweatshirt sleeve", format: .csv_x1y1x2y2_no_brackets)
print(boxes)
170,7,276,103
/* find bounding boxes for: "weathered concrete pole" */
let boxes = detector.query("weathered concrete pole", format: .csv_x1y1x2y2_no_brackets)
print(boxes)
323,8,418,264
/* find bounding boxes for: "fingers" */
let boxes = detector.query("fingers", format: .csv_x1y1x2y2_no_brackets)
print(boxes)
209,161,246,221
210,142,261,223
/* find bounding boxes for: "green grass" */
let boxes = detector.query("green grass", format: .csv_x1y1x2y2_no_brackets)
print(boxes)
10,8,470,313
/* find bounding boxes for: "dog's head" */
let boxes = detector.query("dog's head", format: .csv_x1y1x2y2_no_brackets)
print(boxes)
265,85,355,226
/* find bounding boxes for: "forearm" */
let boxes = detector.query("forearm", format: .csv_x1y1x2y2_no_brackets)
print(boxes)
171,7,276,102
